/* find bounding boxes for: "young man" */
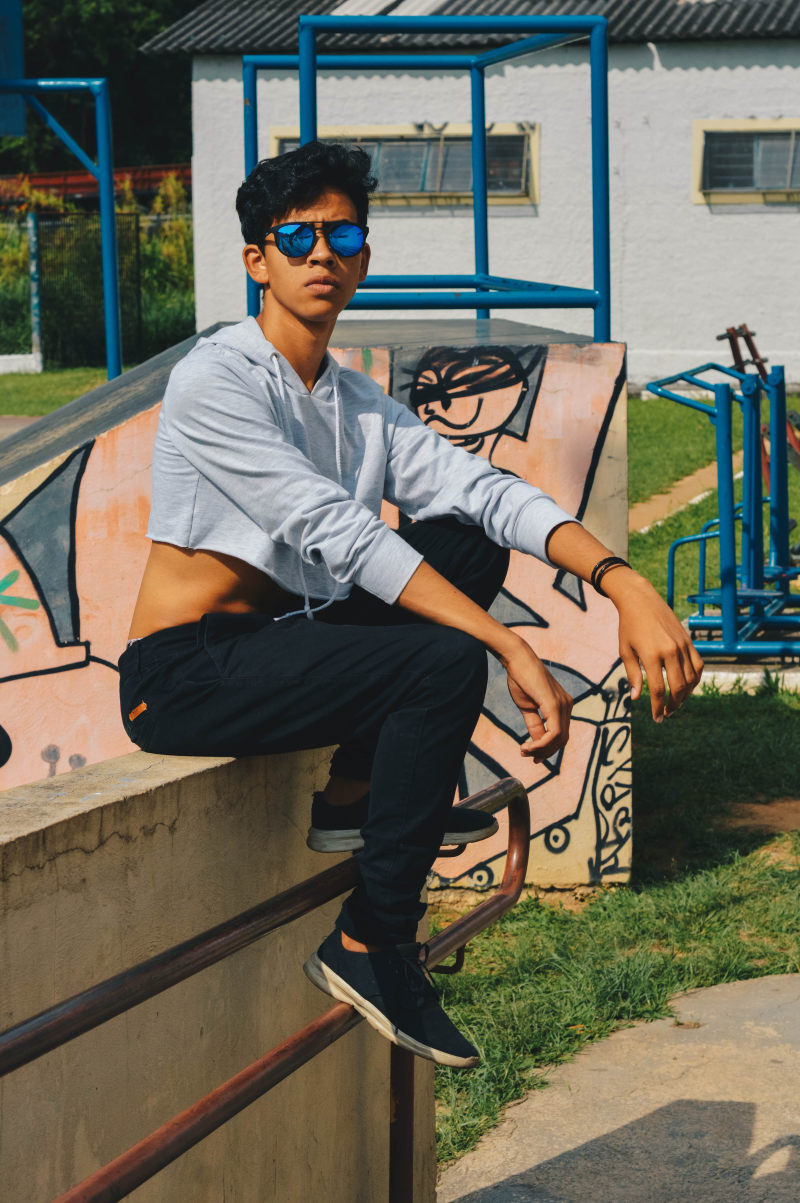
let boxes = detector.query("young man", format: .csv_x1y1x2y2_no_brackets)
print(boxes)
120,142,702,1069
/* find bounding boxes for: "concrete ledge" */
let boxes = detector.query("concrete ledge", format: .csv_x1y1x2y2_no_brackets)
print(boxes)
0,750,435,1201
700,665,800,694
0,352,42,375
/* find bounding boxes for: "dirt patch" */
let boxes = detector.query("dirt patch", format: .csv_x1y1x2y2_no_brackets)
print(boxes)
531,885,601,913
429,883,602,923
724,797,800,833
752,832,800,870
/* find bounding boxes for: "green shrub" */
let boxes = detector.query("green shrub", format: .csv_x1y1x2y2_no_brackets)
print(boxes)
0,220,32,354
0,173,195,367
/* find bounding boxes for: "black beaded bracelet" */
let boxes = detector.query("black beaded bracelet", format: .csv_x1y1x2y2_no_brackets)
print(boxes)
590,555,630,595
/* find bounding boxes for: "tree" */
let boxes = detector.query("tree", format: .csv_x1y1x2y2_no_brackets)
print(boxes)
0,0,200,173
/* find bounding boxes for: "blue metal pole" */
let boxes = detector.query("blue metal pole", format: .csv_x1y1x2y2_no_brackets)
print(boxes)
346,289,601,309
92,79,122,379
298,23,318,144
242,60,262,318
714,384,739,650
475,31,586,69
0,77,97,92
243,53,472,70
691,640,800,656
470,65,490,321
767,365,790,571
21,93,98,175
243,61,258,176
305,15,607,34
740,373,764,591
589,21,610,342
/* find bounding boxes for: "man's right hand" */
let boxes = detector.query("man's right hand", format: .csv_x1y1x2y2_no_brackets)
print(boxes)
503,643,573,764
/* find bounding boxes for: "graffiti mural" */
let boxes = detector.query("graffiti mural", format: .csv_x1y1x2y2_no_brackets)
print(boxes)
402,344,546,457
393,340,630,888
1,335,628,890
0,408,159,790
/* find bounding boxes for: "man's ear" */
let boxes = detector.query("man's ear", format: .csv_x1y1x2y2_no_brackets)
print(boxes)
358,242,371,283
243,243,269,287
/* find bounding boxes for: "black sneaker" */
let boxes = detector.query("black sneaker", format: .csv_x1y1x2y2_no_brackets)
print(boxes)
306,792,499,853
303,931,480,1068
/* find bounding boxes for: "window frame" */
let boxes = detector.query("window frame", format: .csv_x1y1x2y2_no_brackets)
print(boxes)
269,122,540,206
692,118,800,205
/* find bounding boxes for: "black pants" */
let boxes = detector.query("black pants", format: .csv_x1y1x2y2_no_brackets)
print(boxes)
118,519,508,945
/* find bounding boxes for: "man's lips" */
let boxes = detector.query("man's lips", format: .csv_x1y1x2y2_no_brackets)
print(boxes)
305,276,339,294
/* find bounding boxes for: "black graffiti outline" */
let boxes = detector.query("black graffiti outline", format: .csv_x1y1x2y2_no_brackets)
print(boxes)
0,442,121,690
433,661,633,889
0,443,93,653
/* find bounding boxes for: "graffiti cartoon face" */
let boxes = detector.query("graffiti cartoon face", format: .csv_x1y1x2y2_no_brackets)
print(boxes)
410,348,528,442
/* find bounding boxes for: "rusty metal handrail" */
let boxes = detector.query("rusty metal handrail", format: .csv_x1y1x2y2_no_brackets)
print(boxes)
2,777,530,1203
0,856,361,1079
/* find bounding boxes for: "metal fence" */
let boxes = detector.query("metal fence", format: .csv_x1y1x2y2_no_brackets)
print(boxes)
36,212,142,366
0,211,195,368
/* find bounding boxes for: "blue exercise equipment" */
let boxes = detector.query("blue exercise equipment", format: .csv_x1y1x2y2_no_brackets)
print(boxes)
0,76,122,379
646,362,800,657
242,13,611,337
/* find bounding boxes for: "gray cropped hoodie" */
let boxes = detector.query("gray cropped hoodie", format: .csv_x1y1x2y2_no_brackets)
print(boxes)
148,318,577,617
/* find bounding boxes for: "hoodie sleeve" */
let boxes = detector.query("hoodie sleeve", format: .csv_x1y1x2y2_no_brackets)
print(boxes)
159,352,423,604
382,396,578,565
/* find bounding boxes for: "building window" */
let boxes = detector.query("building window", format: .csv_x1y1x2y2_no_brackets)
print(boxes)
704,130,800,191
693,119,800,203
271,124,538,204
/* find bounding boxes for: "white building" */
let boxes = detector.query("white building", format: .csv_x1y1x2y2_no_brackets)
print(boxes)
145,0,800,386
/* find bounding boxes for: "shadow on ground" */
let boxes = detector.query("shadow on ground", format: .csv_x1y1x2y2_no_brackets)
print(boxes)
446,1099,800,1202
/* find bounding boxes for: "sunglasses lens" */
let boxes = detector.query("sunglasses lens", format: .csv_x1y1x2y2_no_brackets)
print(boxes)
328,223,365,256
275,223,314,256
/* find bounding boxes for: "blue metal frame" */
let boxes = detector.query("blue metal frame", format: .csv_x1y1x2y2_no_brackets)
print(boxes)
0,77,122,379
648,363,800,657
242,14,611,338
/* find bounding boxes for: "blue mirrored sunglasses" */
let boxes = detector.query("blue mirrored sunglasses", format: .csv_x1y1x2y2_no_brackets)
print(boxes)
263,220,368,258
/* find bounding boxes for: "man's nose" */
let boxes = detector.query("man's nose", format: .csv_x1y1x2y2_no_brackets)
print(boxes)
308,230,335,262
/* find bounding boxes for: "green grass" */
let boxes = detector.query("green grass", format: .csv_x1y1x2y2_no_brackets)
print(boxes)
434,684,800,1164
0,367,109,416
628,394,744,506
436,386,800,1159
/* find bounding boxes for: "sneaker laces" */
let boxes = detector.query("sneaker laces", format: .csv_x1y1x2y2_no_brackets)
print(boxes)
395,942,438,1008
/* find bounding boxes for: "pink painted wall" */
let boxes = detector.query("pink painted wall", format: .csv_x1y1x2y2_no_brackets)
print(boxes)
0,408,158,790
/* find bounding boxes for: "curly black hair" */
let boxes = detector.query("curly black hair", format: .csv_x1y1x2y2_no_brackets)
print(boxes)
236,141,377,246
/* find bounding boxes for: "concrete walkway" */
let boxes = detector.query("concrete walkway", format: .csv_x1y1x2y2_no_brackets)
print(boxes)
0,414,38,441
629,451,744,534
437,975,800,1202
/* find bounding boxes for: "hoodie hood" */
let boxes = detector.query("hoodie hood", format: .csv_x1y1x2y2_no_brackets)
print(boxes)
201,317,338,402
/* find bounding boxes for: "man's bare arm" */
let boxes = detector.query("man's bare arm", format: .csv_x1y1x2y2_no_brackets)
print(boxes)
395,522,703,761
544,520,703,721
396,559,573,764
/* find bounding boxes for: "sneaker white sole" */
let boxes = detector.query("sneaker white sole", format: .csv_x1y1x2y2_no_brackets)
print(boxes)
303,952,480,1069
306,828,361,853
306,814,499,854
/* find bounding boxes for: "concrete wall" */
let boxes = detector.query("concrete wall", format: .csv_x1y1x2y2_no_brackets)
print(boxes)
191,39,800,385
0,749,435,1201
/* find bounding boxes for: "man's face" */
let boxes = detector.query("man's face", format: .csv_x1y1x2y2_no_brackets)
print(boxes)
244,187,370,327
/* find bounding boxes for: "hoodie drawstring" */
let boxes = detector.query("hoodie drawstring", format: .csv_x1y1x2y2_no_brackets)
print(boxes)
271,352,343,623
